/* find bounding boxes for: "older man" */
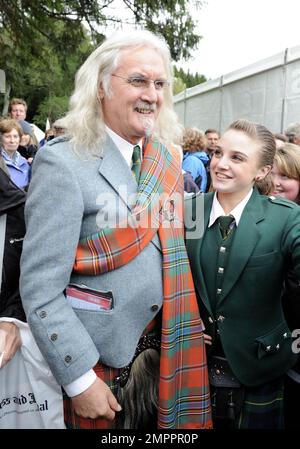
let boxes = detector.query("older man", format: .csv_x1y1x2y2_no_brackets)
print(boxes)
285,122,300,146
20,29,211,429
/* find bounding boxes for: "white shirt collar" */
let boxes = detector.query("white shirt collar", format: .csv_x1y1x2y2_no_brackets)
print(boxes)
209,188,253,227
105,126,142,167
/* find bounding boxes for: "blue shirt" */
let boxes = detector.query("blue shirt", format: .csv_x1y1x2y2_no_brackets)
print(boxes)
1,149,30,189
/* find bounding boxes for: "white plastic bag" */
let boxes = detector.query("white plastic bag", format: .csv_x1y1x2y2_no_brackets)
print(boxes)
0,318,65,429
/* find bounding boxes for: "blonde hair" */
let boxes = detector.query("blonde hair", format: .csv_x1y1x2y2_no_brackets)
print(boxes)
182,127,208,153
274,143,300,204
8,98,28,113
59,29,182,155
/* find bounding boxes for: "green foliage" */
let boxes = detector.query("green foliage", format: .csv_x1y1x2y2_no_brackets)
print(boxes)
0,0,205,126
34,95,70,128
173,77,186,95
173,65,207,94
0,22,94,126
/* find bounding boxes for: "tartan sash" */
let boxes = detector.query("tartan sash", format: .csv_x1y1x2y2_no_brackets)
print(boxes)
73,139,212,429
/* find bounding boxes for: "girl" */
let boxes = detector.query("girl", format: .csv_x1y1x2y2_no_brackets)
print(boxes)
271,143,300,204
270,143,300,428
185,119,300,429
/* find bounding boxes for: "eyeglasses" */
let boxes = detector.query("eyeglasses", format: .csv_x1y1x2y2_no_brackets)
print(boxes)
111,74,169,91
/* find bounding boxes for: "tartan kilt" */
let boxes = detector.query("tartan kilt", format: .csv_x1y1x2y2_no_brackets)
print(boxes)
236,376,284,429
64,363,120,429
63,318,158,429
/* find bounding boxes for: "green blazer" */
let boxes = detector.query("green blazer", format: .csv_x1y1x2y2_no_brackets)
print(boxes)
185,188,300,387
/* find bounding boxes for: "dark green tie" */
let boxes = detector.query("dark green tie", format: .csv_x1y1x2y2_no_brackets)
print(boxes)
218,215,235,239
131,145,141,183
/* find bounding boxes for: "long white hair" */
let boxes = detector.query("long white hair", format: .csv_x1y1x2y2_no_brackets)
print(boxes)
59,29,182,155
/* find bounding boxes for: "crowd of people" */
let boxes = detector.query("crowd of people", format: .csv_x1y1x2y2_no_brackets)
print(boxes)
1,28,300,430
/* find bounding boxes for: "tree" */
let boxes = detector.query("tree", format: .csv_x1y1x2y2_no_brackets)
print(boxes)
173,65,206,94
0,0,204,61
0,1,205,127
0,21,93,126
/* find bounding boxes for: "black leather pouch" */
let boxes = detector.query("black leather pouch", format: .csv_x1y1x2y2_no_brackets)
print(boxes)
208,356,245,420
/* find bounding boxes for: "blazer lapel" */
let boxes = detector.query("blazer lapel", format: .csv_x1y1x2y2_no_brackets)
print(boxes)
98,134,137,209
188,193,214,316
219,189,265,303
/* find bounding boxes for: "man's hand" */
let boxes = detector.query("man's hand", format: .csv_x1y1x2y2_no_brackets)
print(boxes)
71,376,122,420
0,322,22,368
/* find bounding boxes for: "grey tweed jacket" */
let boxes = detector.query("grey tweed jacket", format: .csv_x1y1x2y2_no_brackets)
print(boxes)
20,135,163,385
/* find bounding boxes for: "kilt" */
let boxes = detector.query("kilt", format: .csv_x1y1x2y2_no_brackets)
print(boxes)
64,362,120,429
64,318,159,429
236,377,285,429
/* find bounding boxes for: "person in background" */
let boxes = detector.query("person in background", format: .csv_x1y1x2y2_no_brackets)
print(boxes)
270,143,300,428
0,119,30,189
8,97,44,145
185,119,300,429
20,29,211,430
285,122,300,146
182,127,209,192
8,98,27,121
272,144,300,203
274,132,288,150
0,156,26,369
205,128,220,156
18,120,38,164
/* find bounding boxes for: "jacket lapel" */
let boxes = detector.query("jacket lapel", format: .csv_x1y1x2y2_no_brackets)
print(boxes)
188,193,214,316
98,134,137,209
219,189,265,303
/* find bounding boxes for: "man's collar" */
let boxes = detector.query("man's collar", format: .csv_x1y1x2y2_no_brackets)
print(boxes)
105,126,142,167
209,188,253,227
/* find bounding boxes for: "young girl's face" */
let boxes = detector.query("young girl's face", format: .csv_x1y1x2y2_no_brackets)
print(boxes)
271,163,300,203
210,129,270,197
20,133,31,146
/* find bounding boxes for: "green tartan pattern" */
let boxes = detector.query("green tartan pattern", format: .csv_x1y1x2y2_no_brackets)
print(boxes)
237,377,284,429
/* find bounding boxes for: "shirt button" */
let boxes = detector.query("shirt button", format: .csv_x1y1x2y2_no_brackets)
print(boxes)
218,267,224,274
217,288,222,295
50,333,58,341
64,355,72,363
151,304,159,312
220,246,226,253
39,311,47,319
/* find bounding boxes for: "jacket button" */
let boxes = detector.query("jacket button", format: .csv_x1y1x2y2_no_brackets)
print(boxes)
50,333,58,341
39,311,47,319
208,317,214,324
151,304,159,312
64,355,72,363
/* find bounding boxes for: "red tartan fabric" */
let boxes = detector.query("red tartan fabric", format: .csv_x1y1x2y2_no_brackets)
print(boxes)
64,363,120,429
73,139,212,429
